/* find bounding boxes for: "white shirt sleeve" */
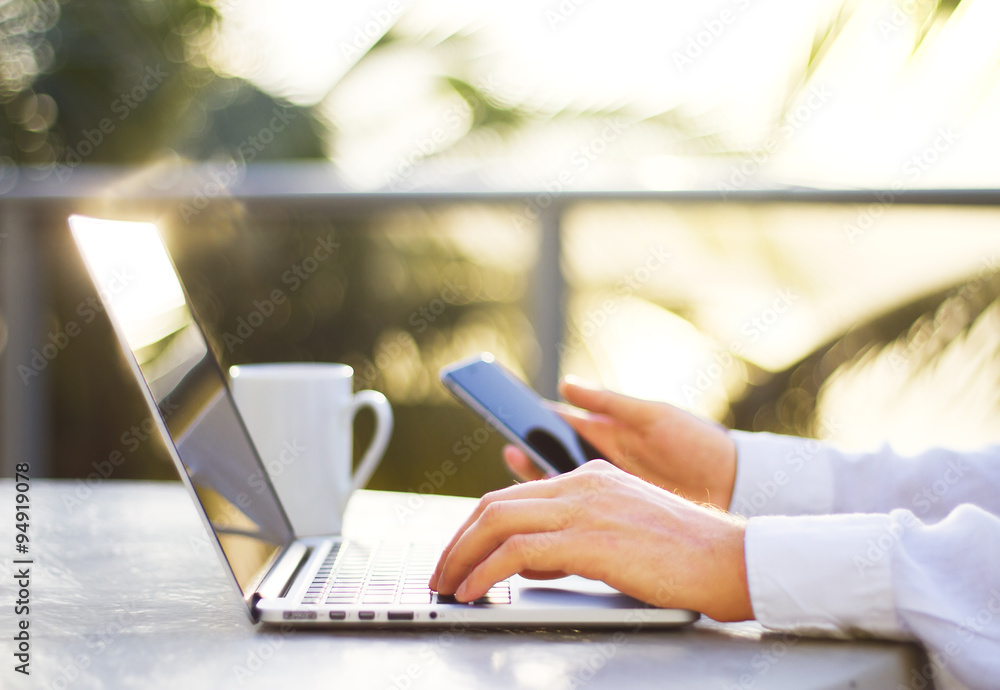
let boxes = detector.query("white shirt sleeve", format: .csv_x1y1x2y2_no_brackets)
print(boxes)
729,430,1000,521
745,506,1000,690
729,431,1000,689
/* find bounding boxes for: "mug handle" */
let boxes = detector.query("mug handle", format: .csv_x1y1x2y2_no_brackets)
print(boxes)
348,390,394,492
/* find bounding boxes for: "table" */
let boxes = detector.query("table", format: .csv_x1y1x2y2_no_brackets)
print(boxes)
0,480,929,689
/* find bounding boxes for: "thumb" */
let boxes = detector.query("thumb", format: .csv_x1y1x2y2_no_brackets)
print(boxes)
503,445,548,482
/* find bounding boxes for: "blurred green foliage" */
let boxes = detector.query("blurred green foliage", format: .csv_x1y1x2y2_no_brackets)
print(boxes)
0,0,324,188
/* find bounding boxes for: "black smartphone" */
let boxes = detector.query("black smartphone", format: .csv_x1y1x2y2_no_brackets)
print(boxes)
439,352,602,476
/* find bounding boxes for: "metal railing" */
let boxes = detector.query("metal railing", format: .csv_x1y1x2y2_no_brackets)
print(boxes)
1,162,998,476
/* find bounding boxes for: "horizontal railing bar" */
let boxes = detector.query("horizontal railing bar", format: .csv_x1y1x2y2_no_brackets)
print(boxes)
1,164,998,207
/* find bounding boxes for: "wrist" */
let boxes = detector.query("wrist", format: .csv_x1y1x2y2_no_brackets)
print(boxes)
700,516,753,622
720,432,738,510
706,430,738,511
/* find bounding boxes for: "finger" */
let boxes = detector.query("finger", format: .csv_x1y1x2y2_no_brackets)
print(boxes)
551,405,620,458
435,497,577,595
559,377,655,423
429,480,560,590
453,531,578,602
503,445,547,482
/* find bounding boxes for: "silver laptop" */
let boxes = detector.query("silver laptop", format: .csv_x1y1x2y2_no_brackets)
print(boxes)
69,214,698,629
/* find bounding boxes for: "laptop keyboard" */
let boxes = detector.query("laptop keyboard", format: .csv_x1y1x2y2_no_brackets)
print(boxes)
301,541,511,607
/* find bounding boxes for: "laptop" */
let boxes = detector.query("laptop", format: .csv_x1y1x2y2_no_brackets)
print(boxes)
69,214,698,629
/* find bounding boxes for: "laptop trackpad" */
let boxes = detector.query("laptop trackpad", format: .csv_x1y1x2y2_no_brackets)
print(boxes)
512,575,651,610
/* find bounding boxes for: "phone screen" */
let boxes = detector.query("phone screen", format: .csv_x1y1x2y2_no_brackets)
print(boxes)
440,354,600,475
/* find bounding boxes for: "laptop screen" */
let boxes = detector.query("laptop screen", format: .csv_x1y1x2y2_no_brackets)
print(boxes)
70,215,294,603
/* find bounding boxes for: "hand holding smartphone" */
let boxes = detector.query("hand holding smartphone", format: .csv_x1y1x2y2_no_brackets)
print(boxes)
439,353,602,476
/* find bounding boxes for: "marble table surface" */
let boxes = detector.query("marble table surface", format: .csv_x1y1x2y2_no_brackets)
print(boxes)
0,480,928,689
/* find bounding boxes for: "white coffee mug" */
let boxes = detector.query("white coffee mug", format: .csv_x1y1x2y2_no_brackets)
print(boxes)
229,362,393,536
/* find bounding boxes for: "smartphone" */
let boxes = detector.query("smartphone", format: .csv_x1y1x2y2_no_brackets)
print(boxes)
439,352,602,476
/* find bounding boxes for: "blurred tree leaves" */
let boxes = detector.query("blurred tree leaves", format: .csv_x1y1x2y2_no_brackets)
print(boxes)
0,0,324,190
794,0,966,104
4,0,971,187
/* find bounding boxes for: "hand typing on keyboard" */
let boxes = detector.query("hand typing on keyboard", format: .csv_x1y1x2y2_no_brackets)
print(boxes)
428,457,751,622
428,378,753,623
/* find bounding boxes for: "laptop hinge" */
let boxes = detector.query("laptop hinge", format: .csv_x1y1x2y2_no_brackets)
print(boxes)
257,543,311,602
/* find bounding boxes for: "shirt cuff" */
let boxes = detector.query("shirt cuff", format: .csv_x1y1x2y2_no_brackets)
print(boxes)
745,513,904,638
729,430,835,517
